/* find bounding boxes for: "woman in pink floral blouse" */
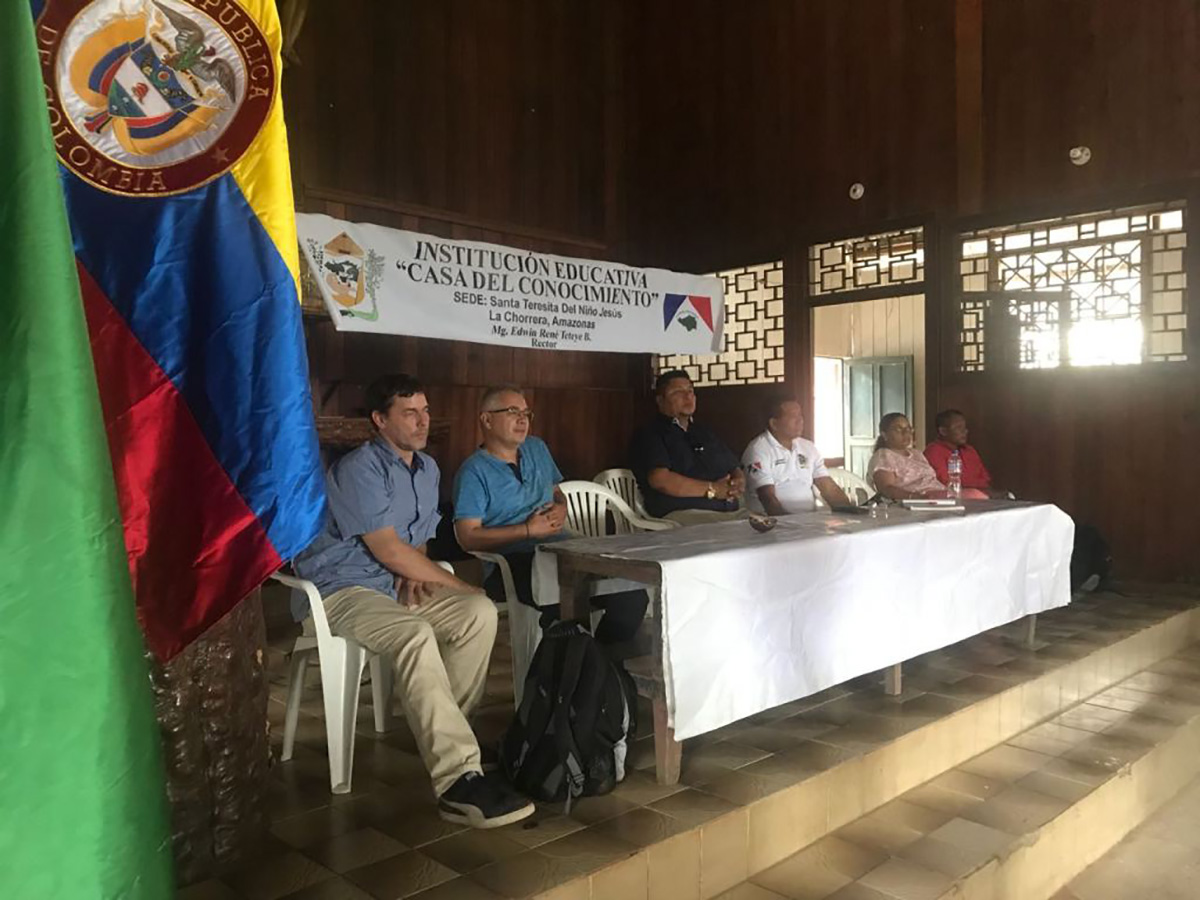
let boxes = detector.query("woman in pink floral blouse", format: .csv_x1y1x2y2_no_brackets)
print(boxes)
868,413,954,500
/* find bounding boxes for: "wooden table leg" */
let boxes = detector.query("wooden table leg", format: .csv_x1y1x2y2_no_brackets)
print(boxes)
884,663,902,696
652,697,682,786
556,556,590,624
1025,614,1038,650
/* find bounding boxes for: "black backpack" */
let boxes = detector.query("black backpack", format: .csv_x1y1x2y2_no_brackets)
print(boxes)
499,621,637,812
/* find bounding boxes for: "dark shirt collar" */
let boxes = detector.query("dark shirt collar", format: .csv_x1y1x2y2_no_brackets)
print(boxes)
658,412,694,431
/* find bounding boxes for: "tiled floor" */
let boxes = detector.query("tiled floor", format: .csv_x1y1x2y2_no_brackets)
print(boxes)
1057,773,1200,900
729,641,1200,900
179,583,1200,900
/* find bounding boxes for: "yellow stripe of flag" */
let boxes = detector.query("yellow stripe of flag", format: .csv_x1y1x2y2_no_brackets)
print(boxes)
228,0,301,298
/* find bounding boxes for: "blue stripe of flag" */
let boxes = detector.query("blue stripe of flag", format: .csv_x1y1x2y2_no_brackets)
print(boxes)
60,170,325,562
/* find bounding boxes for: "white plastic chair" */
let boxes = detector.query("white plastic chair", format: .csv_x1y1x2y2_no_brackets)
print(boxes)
824,466,874,506
275,560,456,794
466,551,542,708
593,468,679,530
560,480,677,537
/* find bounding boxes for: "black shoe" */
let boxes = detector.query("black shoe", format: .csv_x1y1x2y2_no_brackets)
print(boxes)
438,772,534,829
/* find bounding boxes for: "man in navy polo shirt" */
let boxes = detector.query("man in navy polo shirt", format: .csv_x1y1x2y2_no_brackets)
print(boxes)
294,374,533,829
453,385,647,643
629,369,747,524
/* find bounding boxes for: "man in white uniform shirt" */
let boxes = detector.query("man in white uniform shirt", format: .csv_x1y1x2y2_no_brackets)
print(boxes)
742,397,851,514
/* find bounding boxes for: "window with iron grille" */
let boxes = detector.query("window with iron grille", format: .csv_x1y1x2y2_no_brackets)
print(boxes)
655,260,785,387
957,201,1187,371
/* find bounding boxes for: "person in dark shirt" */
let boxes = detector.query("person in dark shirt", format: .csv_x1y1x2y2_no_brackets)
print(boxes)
629,369,747,524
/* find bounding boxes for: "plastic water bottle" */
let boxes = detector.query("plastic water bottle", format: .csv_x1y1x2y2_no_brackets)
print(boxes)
948,450,963,498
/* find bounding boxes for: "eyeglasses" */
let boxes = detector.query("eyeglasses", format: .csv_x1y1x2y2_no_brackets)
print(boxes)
485,407,535,421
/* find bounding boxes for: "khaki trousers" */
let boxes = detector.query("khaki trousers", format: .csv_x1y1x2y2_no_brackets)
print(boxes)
317,584,498,796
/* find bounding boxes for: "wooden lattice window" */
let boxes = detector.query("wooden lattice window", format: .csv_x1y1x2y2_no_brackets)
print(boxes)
656,261,785,387
958,201,1187,371
809,227,925,296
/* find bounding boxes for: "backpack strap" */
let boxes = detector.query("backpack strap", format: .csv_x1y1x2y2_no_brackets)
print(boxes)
552,634,591,814
511,631,564,772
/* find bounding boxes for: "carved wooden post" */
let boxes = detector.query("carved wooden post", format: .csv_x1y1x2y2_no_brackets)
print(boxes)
150,591,271,886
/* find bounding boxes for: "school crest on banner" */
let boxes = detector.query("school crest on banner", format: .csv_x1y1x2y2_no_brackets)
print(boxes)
37,0,277,195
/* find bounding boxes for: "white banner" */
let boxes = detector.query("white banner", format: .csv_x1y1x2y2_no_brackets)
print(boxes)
297,213,724,354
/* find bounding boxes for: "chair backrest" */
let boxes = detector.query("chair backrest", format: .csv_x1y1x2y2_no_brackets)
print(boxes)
272,571,336,643
593,468,648,518
825,466,874,506
561,480,645,537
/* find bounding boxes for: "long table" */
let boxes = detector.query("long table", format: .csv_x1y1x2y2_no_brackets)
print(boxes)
537,501,1074,784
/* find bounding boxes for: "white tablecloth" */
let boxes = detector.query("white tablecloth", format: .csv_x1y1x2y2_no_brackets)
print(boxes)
536,502,1073,740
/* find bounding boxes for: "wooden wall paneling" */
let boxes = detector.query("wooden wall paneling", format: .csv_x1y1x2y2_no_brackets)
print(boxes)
955,0,984,215
983,0,1200,211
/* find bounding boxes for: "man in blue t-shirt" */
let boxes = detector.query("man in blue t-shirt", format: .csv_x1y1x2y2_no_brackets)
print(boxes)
453,385,646,643
293,375,532,829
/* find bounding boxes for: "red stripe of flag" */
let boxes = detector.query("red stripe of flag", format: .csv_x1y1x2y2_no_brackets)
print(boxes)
78,263,282,659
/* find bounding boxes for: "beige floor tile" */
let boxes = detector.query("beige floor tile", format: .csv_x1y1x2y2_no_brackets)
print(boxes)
896,817,1010,879
277,878,381,900
1070,833,1200,900
305,827,408,875
684,740,776,770
858,858,952,900
419,828,527,874
609,769,686,807
701,809,749,899
272,806,366,850
592,806,689,849
344,850,458,900
569,792,642,827
701,768,797,806
715,884,790,900
1053,704,1132,734
1014,769,1095,803
493,809,586,850
928,768,1004,801
959,784,1070,835
834,799,950,855
649,788,740,829
469,848,590,898
224,851,338,900
753,836,887,900
902,783,985,818
648,830,701,900
959,744,1054,783
1059,733,1153,776
178,881,242,900
820,884,896,900
373,805,467,848
592,852,649,900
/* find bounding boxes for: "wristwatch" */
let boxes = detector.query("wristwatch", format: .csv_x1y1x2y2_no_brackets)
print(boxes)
705,483,716,500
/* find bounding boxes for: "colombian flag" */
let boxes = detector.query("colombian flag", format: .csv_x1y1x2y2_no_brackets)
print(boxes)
34,0,325,660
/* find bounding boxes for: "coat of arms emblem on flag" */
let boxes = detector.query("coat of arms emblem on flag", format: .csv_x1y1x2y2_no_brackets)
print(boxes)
38,0,276,195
